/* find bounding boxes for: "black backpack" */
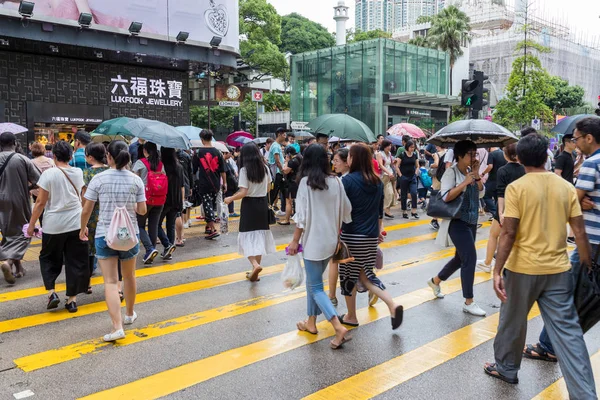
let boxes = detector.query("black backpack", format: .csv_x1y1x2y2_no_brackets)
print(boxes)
435,152,447,182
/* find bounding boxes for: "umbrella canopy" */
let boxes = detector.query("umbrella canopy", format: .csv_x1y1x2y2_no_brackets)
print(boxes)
233,136,252,145
386,135,404,147
0,123,27,134
176,126,204,141
253,137,269,145
292,131,314,139
93,117,135,136
91,133,126,143
226,131,254,147
427,119,518,148
124,118,191,149
551,114,598,136
213,141,230,153
387,123,426,139
306,114,376,143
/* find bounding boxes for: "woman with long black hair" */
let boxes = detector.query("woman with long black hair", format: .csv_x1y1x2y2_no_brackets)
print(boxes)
287,144,353,349
397,140,420,219
157,147,184,261
225,143,276,282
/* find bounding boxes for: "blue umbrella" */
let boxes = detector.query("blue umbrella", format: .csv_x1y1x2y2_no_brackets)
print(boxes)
386,135,404,146
125,119,191,149
551,115,598,136
176,126,216,142
233,136,252,145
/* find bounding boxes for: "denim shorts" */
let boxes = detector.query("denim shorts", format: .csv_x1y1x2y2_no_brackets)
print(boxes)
95,235,140,261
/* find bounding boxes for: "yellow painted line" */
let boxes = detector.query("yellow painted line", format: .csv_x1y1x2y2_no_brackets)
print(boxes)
0,229,449,333
1,220,433,304
306,307,540,400
78,272,493,400
531,350,600,400
14,240,487,372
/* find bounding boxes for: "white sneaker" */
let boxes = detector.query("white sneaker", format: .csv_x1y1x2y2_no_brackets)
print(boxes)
463,302,486,316
103,329,125,342
123,311,138,325
427,278,445,299
476,259,493,273
276,210,286,217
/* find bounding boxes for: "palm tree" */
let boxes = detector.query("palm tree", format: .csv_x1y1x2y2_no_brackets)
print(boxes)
424,6,471,95
407,36,431,48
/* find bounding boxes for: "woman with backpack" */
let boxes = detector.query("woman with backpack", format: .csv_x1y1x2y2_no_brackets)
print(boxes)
133,142,167,264
80,140,146,342
396,140,420,220
157,148,184,261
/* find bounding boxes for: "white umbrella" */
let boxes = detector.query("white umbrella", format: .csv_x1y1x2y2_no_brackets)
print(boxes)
0,123,27,134
124,118,191,149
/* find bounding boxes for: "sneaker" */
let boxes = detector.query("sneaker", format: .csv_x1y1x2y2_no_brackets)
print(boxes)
206,231,220,240
276,210,286,217
567,237,576,245
476,259,493,273
368,291,379,307
402,213,409,219
103,329,126,342
123,311,138,325
143,249,159,264
384,213,394,219
65,300,78,313
411,213,420,219
230,213,240,217
427,278,445,299
162,244,176,260
183,221,191,229
47,292,60,309
463,301,486,316
430,219,440,230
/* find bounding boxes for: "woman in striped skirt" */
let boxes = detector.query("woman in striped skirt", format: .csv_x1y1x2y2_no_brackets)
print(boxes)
338,143,404,330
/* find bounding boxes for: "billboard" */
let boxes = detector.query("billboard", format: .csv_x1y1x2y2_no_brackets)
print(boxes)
0,0,239,52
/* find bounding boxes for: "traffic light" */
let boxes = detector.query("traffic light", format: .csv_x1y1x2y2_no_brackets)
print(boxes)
233,115,240,131
472,70,489,111
461,79,478,108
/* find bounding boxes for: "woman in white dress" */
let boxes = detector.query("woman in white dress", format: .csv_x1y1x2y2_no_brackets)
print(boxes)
225,143,276,282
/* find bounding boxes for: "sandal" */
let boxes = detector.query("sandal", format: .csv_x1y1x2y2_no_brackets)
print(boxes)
296,321,318,335
483,363,519,384
119,291,124,303
86,286,93,295
246,267,263,282
391,305,404,330
1,262,16,284
338,313,359,327
330,335,352,350
523,344,557,362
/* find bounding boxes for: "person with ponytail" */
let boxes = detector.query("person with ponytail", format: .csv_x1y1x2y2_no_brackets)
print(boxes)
80,140,146,342
132,142,166,264
157,147,184,261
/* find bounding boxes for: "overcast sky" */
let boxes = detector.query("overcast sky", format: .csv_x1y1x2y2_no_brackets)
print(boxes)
267,0,600,41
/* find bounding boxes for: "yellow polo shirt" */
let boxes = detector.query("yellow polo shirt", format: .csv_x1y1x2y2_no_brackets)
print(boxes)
504,172,582,275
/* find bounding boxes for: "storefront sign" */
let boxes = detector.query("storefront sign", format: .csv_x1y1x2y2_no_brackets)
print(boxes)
218,101,240,107
110,75,183,107
407,109,431,117
50,117,103,123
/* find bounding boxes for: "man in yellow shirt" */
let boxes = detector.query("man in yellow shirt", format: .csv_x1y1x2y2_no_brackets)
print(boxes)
483,134,595,399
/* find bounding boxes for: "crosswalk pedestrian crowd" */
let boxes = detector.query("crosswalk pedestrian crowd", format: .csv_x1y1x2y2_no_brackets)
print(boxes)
0,116,600,399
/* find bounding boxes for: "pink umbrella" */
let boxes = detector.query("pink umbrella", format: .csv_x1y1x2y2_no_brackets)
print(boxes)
226,131,254,147
387,123,425,139
0,123,28,134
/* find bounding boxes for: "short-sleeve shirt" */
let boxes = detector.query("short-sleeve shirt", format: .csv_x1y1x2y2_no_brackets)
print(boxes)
504,172,582,275
287,155,302,184
496,163,525,198
424,143,437,164
84,169,146,238
268,142,283,174
576,149,600,245
193,148,225,194
238,167,271,197
399,152,418,178
487,149,507,182
37,167,85,234
554,151,575,184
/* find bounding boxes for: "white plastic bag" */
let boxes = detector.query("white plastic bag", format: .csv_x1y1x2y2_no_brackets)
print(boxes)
282,254,304,290
220,202,229,234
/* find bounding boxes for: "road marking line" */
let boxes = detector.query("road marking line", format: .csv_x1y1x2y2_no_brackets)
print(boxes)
0,220,450,304
13,390,35,399
77,272,493,400
305,308,540,400
0,231,456,333
14,240,486,372
531,350,600,400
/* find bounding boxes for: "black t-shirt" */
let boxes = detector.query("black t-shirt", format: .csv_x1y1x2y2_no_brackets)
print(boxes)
554,151,575,183
496,162,526,198
399,152,418,178
287,155,302,185
487,149,508,182
192,147,225,194
165,164,184,210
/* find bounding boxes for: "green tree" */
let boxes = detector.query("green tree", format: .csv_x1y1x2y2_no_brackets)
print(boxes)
420,6,471,95
407,36,432,48
348,29,391,43
543,76,585,111
239,0,287,80
280,13,335,54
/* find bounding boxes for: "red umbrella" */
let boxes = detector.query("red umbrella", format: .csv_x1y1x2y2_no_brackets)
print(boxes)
226,131,254,147
387,123,426,139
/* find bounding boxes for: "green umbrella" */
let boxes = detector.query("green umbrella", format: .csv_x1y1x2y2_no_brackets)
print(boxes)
93,117,135,136
306,114,377,143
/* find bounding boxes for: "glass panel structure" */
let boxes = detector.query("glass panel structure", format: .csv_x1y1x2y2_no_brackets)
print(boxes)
291,39,450,134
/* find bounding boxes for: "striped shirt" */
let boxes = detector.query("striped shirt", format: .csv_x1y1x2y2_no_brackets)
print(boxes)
576,149,600,244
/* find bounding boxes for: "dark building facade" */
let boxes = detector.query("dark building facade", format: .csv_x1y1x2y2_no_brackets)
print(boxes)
0,50,190,144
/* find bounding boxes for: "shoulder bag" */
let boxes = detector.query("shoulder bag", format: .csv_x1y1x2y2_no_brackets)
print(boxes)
332,178,355,264
57,166,81,201
426,167,463,220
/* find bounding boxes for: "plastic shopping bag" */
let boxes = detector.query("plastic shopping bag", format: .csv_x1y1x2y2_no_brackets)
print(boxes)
220,202,229,234
22,223,43,239
375,247,383,270
282,254,304,290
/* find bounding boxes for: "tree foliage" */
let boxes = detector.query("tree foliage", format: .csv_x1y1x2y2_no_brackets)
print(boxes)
543,76,585,111
407,36,432,48
280,13,335,54
347,29,391,43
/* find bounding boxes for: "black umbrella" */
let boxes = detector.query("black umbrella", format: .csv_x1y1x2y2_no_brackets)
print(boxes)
427,119,518,148
551,114,598,136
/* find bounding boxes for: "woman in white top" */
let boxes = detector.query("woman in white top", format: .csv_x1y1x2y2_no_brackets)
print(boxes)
80,141,146,342
28,141,88,313
376,139,396,219
225,143,276,282
288,144,353,349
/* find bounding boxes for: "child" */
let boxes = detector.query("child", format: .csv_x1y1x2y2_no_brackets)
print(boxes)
417,159,432,209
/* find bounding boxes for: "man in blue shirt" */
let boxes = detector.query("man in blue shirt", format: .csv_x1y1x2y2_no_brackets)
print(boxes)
287,132,301,154
69,131,91,170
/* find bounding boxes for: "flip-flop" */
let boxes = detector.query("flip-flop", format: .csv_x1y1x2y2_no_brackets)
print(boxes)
483,363,519,384
296,321,318,335
246,268,263,282
330,335,353,350
277,221,291,226
391,305,404,330
523,344,557,362
338,314,359,327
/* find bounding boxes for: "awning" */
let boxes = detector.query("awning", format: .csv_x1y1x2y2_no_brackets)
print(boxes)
387,92,461,106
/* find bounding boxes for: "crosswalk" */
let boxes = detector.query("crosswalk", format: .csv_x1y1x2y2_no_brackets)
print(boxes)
1,217,599,400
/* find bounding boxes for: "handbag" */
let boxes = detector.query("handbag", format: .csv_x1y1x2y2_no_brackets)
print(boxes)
332,178,355,264
57,167,81,201
426,168,463,219
574,246,600,333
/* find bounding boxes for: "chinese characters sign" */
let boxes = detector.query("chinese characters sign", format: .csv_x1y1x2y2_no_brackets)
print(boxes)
110,75,183,107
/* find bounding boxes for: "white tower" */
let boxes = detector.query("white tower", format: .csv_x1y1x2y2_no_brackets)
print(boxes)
334,1,350,46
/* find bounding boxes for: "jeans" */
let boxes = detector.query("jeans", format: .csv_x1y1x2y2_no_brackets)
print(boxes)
304,257,337,321
437,219,477,299
158,206,178,248
137,205,163,253
398,175,417,211
483,180,497,215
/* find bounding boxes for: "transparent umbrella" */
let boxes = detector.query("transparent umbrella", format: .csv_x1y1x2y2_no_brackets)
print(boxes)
124,119,191,149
